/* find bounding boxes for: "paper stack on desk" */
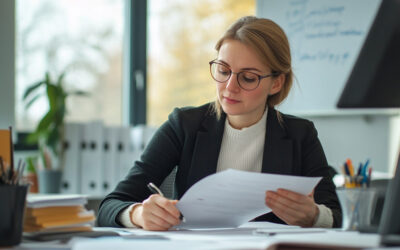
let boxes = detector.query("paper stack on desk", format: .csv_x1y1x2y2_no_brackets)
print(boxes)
24,194,95,233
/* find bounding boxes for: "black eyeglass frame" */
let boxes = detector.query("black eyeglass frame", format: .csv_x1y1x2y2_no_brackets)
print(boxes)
209,59,280,91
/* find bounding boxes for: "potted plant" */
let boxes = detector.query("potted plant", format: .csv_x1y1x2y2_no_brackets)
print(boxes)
23,72,87,193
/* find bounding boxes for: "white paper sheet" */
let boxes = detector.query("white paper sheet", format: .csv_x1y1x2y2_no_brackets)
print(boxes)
26,194,88,208
71,229,381,250
176,169,321,229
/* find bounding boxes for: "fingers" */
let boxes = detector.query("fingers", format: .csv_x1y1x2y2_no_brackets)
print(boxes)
275,189,311,203
155,197,181,219
265,189,318,227
308,189,315,199
265,191,305,218
140,195,181,231
274,189,315,207
265,199,299,224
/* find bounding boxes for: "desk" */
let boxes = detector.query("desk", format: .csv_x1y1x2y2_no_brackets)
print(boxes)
8,222,385,250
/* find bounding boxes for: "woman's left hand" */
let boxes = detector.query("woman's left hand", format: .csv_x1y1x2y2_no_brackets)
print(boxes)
265,189,319,227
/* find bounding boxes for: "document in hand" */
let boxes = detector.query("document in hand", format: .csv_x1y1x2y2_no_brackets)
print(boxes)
176,169,321,229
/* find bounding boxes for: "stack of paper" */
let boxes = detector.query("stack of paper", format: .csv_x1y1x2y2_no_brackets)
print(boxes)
24,194,95,233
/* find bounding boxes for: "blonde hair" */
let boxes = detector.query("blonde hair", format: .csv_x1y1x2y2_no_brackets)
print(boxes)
212,16,293,119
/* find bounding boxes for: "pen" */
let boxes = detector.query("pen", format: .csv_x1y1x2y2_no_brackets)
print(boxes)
357,163,362,176
0,157,6,184
147,182,185,222
9,126,14,177
346,159,354,177
253,228,326,236
147,182,165,197
343,162,350,176
343,162,356,188
362,159,370,173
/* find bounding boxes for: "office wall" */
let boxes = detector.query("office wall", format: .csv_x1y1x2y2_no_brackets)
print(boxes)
257,0,400,173
306,112,400,174
0,0,15,130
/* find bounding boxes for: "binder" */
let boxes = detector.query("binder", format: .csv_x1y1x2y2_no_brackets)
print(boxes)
80,121,104,197
102,126,118,195
131,125,157,155
129,125,157,176
116,126,133,181
60,123,83,194
143,125,157,147
131,125,146,153
130,125,147,178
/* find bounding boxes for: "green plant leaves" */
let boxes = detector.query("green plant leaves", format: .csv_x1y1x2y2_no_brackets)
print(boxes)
56,72,66,87
25,92,43,109
23,71,88,162
46,83,58,111
68,90,89,96
23,80,45,100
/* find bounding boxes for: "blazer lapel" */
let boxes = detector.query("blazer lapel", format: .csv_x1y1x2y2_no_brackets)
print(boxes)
186,107,294,189
262,108,293,175
186,113,225,189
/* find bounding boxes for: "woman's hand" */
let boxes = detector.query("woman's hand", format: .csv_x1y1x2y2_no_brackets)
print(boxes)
131,194,182,231
265,189,319,227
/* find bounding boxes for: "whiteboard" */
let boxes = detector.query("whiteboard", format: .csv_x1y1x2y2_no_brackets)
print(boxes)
257,0,382,113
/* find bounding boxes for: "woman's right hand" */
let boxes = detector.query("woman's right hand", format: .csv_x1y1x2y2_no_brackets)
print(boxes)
130,194,182,231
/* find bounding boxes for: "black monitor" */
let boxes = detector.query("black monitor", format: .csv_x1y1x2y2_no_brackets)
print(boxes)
336,0,400,108
337,0,400,246
379,160,400,245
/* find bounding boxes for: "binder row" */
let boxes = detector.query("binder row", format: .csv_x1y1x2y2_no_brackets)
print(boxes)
60,121,156,197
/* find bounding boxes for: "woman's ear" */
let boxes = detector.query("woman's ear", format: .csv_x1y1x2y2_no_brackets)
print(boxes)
269,73,285,95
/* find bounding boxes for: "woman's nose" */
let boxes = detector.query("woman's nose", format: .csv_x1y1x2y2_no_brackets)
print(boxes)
225,74,240,92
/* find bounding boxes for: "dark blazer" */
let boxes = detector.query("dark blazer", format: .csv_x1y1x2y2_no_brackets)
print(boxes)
97,103,342,227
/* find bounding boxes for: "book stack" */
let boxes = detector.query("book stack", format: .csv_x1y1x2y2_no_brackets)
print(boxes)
24,194,95,233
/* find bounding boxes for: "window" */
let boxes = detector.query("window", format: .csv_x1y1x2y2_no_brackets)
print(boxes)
147,0,255,126
16,0,125,131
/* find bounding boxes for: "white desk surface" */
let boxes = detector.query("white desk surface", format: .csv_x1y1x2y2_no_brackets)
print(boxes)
9,222,384,250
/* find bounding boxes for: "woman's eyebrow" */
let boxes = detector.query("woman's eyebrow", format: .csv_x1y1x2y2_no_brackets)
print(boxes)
241,67,262,73
216,59,263,72
215,59,230,66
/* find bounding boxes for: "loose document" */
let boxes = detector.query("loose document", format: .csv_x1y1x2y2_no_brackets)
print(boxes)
176,169,321,229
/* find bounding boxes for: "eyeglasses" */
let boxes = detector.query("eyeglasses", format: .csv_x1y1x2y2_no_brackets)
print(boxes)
209,60,279,91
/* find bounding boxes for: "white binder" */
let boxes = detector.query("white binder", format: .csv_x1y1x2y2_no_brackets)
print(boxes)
116,126,133,181
143,125,157,147
131,125,157,153
102,126,118,195
128,125,157,179
80,121,104,197
60,123,83,194
130,125,147,176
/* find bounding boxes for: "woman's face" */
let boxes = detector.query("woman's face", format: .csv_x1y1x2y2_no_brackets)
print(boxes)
215,39,282,127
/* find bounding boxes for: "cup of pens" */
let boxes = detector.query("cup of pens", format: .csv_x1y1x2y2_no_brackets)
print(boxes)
0,185,29,246
336,158,376,231
336,187,377,231
0,127,29,247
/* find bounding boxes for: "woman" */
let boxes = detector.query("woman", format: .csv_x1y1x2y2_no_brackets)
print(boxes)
98,16,342,231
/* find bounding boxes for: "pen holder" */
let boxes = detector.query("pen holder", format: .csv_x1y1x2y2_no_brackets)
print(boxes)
336,187,377,231
0,185,29,247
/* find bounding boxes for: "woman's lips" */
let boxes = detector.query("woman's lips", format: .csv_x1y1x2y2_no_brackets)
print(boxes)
224,96,240,104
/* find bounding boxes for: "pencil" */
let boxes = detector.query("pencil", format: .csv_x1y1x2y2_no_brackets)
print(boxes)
9,126,14,174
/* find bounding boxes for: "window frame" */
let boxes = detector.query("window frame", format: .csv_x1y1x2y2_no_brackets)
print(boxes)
128,0,147,126
11,0,146,150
